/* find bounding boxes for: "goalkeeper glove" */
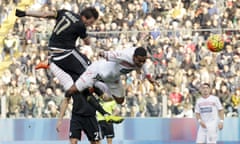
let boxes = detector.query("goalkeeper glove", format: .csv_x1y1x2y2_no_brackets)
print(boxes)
15,9,26,17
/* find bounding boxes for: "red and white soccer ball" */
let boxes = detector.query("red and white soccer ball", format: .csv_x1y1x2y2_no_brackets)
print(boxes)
206,35,225,52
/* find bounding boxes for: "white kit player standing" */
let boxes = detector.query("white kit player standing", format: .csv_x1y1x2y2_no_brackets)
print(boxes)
195,83,224,144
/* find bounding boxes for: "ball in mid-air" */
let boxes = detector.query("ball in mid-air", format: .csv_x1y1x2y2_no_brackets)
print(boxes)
206,35,224,52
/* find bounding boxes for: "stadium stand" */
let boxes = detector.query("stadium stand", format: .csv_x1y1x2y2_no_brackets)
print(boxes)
0,0,240,119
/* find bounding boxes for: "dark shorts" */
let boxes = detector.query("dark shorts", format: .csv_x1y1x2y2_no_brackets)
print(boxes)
70,115,101,141
98,120,115,138
51,49,91,81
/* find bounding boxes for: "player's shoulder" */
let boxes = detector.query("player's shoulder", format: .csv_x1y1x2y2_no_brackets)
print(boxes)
120,46,136,55
57,9,71,13
56,9,68,15
128,46,137,51
57,9,79,18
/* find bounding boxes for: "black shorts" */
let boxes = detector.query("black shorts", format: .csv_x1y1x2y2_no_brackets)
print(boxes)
98,120,114,139
51,49,91,81
70,115,101,141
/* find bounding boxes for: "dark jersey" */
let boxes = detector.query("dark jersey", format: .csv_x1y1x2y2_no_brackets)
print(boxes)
71,90,96,116
49,9,87,49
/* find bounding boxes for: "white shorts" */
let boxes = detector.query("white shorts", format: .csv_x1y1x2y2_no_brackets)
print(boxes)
94,80,124,98
106,81,124,98
75,69,124,98
196,123,218,144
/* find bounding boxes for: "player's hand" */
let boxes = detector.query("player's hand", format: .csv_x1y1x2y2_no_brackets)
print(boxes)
199,121,207,128
15,9,26,17
56,119,62,132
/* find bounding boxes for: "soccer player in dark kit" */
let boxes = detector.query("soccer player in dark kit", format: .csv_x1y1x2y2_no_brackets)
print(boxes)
15,6,123,128
15,7,97,96
57,89,103,144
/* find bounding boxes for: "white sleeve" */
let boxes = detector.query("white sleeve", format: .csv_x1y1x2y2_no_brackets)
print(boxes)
103,51,122,62
103,47,134,63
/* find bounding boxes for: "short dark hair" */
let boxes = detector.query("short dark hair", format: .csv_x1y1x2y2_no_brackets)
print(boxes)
202,83,210,88
134,47,147,57
80,7,99,19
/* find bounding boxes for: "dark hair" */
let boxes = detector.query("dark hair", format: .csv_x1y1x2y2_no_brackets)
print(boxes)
202,82,210,87
80,7,99,19
134,47,147,57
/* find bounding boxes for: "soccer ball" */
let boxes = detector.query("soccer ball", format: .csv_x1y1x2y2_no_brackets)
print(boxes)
206,35,225,52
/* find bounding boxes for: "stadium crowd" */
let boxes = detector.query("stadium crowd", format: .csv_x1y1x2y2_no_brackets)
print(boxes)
0,0,240,119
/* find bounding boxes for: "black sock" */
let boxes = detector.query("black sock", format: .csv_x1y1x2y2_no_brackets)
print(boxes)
86,94,109,116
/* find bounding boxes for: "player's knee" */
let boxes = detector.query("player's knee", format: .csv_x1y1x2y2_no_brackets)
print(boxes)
65,85,78,97
69,138,78,144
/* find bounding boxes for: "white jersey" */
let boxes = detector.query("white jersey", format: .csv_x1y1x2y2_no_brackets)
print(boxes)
101,47,149,78
195,95,223,123
75,47,150,97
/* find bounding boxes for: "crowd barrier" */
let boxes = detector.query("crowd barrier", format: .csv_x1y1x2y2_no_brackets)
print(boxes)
0,118,239,144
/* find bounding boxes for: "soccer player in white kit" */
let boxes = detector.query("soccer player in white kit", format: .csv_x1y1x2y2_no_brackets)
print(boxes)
195,83,224,144
66,47,157,104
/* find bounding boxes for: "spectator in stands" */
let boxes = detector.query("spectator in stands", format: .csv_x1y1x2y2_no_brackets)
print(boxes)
135,92,147,117
44,100,59,118
217,84,232,115
1,33,16,61
22,95,36,118
231,88,240,117
32,90,44,118
6,88,22,118
1,69,12,86
146,95,161,117
169,86,183,116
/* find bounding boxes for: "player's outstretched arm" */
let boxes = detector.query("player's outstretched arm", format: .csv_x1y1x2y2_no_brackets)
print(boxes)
15,9,57,18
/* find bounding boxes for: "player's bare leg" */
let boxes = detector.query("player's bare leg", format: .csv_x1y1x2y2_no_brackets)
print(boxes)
65,84,78,97
69,138,78,144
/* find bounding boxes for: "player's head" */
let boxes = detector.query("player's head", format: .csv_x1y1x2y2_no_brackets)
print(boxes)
200,82,211,97
80,7,99,26
133,47,147,68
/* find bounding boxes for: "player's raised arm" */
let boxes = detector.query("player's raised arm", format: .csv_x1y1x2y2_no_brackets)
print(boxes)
15,9,57,19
